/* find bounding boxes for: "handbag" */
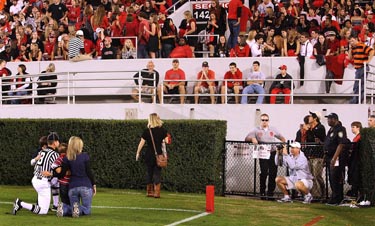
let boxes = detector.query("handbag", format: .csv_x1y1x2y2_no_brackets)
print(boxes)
149,128,168,168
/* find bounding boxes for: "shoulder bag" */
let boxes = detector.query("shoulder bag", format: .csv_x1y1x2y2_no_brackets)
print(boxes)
149,128,168,168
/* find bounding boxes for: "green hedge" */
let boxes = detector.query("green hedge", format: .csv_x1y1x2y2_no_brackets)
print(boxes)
359,128,375,204
0,119,226,194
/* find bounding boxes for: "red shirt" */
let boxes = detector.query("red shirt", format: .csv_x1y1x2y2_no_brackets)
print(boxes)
95,39,104,57
84,39,95,54
67,6,80,22
224,69,243,88
228,0,243,20
240,6,252,32
197,69,215,88
165,68,186,85
327,38,340,55
230,45,250,57
169,45,193,58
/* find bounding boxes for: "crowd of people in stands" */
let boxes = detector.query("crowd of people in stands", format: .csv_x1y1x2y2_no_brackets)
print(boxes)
0,0,373,61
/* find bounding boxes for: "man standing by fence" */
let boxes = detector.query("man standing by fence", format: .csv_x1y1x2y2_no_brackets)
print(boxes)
245,113,286,199
348,35,374,104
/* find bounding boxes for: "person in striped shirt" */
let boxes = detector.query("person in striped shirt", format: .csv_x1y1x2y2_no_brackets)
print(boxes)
348,35,374,104
12,132,60,215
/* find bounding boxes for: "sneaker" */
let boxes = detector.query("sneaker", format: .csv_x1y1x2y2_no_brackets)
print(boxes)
56,202,63,217
51,205,58,212
12,198,22,215
303,194,313,204
277,197,293,203
72,202,80,218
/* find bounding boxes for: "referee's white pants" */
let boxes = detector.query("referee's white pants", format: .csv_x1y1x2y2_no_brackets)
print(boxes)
31,176,51,214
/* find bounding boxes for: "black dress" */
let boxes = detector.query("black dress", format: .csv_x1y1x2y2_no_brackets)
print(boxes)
141,126,167,165
148,24,160,52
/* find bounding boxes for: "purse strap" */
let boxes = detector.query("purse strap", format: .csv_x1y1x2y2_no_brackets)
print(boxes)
149,128,158,157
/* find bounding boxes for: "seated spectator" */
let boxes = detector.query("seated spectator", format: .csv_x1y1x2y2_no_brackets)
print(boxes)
230,35,250,57
194,61,216,104
269,65,293,104
101,37,117,59
37,63,57,104
241,61,265,104
9,64,31,104
169,37,193,58
157,59,186,104
214,35,230,57
221,62,243,104
275,142,314,204
69,30,92,62
28,43,42,61
250,34,265,57
0,59,12,103
132,61,159,103
121,39,137,59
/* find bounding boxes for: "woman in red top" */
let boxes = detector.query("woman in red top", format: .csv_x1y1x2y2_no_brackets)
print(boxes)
91,5,109,33
67,0,81,25
123,13,139,47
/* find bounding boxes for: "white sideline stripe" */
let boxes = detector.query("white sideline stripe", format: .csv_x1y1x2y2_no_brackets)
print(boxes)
0,201,200,213
165,212,210,226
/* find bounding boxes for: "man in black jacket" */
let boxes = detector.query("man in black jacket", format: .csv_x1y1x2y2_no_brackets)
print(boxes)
269,65,293,104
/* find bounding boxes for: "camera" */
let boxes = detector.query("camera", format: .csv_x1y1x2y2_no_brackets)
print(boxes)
276,144,284,150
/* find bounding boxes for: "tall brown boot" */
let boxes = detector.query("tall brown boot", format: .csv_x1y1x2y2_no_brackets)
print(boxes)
146,184,154,197
154,183,161,198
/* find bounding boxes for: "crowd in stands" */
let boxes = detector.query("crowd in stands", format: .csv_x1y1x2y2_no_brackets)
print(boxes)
0,0,373,61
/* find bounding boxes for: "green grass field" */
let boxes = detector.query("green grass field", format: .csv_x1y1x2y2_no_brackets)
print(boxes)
0,185,374,226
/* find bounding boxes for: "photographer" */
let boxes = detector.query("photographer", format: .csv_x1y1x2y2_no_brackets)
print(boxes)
275,142,314,204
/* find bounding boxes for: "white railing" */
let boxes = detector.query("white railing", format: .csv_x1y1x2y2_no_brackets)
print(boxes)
0,72,363,105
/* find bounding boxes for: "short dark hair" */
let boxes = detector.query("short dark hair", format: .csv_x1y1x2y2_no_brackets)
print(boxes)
370,115,375,119
351,121,362,129
229,62,237,67
303,115,310,124
253,61,260,66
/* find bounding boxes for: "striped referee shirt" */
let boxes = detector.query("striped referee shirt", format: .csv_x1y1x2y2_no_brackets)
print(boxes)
352,42,374,69
68,37,84,59
33,147,59,179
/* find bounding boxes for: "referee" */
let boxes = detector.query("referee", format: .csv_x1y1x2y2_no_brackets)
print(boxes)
12,132,60,215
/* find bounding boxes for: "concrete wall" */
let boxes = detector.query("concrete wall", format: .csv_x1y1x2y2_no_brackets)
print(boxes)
0,103,372,142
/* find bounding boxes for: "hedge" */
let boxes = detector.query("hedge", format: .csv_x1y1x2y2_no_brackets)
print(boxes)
0,119,226,194
359,128,375,204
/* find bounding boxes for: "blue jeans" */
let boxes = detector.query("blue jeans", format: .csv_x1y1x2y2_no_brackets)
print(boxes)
228,20,240,49
241,84,265,104
137,43,149,59
68,186,93,216
8,90,28,104
350,66,367,104
162,43,174,58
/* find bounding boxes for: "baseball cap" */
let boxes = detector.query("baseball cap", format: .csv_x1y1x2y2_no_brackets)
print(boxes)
172,59,179,63
279,65,287,70
309,111,322,121
47,132,60,142
324,30,336,37
76,30,84,36
202,61,209,67
96,27,102,33
290,142,301,148
325,113,339,120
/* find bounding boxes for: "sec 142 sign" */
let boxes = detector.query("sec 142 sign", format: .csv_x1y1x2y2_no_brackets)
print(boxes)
192,2,229,22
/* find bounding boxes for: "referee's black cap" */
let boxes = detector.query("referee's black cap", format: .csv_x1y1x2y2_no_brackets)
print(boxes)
47,132,60,142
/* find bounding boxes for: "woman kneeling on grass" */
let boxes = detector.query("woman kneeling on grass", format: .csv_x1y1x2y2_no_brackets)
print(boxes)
136,113,169,198
54,136,96,217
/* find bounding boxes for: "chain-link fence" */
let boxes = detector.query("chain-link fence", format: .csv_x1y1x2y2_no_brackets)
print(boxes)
223,141,353,201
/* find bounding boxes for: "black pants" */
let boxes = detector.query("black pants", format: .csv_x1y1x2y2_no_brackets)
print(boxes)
327,157,344,203
60,184,70,205
259,152,278,196
146,162,161,184
298,55,305,86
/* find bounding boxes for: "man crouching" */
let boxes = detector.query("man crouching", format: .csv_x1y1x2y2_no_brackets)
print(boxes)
275,142,314,204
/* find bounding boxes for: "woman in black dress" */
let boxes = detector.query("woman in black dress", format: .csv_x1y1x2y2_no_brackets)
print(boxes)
136,113,169,198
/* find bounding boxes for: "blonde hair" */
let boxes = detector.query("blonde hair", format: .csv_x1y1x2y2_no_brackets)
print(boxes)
66,136,83,160
148,113,163,128
47,63,55,72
